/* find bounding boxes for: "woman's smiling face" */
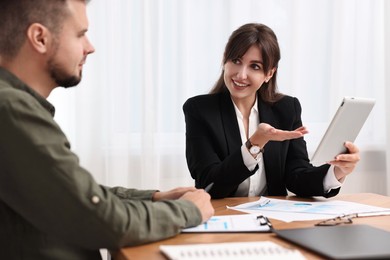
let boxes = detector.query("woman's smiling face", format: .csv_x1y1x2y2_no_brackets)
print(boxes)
223,44,273,105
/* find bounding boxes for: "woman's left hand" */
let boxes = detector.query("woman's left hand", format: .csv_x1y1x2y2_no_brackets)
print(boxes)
329,141,360,181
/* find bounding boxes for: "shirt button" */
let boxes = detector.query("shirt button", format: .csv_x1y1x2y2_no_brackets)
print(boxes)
91,195,100,204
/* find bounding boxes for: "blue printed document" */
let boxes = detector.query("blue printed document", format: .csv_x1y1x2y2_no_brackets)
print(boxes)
227,197,390,222
182,214,271,233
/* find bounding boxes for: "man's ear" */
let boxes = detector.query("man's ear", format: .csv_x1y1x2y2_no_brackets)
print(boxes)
26,23,52,54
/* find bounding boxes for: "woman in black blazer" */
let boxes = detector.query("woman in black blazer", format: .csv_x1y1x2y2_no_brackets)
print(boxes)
183,23,360,199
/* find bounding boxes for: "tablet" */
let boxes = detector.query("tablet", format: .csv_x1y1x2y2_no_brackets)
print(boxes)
310,97,375,165
274,225,390,260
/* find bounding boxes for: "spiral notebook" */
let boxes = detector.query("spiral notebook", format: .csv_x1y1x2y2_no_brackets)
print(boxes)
160,241,305,260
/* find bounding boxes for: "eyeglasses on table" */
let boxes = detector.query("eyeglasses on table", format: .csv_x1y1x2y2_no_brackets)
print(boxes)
315,211,390,226
315,214,355,226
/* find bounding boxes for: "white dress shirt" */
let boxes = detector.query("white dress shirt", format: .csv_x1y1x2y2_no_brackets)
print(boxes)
231,97,343,197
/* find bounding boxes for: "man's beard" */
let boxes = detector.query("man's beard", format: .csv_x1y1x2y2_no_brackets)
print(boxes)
48,59,82,88
46,36,83,88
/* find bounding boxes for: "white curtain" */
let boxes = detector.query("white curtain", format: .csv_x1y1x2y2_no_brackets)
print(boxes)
48,0,388,194
385,0,390,196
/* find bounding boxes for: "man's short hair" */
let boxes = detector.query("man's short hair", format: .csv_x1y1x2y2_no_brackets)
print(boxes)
0,0,89,60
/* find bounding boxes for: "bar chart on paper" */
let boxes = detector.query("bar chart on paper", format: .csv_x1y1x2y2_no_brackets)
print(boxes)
182,214,271,233
227,197,390,222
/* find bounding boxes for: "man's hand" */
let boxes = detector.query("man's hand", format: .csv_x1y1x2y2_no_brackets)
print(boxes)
152,186,197,201
179,190,214,223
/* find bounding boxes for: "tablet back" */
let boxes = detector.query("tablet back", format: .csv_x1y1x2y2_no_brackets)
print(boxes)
310,97,375,165
274,225,390,260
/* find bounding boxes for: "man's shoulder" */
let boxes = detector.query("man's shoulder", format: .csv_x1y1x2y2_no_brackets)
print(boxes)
0,80,51,122
0,80,27,104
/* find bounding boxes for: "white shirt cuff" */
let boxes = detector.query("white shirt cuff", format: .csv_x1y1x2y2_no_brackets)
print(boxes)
323,165,344,193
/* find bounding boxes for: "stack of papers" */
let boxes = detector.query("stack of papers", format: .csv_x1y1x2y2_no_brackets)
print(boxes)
160,241,306,260
227,196,390,222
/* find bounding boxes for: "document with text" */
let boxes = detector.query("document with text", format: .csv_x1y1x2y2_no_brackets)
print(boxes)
182,214,271,233
160,241,306,260
227,196,390,222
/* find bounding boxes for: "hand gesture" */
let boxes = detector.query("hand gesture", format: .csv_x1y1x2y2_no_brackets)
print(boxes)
250,123,309,148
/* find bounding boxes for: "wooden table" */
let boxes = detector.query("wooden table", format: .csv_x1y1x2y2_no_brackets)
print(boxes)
113,193,390,259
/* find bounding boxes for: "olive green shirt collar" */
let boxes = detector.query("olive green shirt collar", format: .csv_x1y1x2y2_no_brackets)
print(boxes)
0,66,55,117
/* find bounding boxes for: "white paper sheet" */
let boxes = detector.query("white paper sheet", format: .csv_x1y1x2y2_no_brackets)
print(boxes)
182,214,271,233
160,241,306,260
227,197,390,222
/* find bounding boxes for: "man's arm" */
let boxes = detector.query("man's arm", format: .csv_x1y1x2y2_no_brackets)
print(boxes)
0,92,204,249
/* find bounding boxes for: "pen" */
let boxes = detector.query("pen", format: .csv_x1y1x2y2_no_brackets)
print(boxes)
259,199,271,207
204,182,214,193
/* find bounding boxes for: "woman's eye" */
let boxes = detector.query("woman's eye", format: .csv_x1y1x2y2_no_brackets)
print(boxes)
232,59,241,64
251,64,262,70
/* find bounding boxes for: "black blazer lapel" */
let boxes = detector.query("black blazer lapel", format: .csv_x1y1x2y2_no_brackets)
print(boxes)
258,97,278,126
219,91,242,155
258,96,287,195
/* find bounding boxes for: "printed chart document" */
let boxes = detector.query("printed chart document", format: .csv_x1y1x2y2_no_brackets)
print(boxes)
182,214,271,233
160,241,306,260
227,197,390,222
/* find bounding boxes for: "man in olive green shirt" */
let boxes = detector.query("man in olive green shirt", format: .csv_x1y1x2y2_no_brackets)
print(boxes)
0,0,214,259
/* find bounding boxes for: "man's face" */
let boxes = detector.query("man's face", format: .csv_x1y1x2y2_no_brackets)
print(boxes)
47,0,95,88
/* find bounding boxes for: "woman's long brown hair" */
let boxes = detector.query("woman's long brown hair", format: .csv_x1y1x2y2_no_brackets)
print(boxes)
210,23,284,104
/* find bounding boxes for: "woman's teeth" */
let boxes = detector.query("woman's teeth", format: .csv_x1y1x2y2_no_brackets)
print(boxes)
233,80,248,87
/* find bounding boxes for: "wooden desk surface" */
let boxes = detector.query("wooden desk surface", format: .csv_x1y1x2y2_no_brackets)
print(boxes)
113,193,390,260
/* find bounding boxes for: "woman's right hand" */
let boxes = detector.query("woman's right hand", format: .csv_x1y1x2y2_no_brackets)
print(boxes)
250,123,309,148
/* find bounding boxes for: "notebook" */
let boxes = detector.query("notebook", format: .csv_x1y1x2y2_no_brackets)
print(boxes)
274,224,390,259
160,241,306,260
310,97,375,165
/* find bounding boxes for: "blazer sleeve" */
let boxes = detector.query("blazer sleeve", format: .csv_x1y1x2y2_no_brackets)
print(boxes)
0,91,202,250
183,95,257,198
282,97,340,198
